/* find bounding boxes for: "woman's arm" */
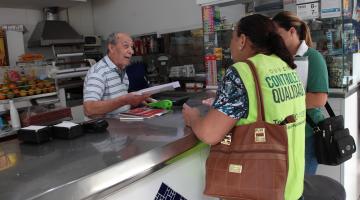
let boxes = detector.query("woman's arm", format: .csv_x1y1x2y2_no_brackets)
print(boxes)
183,104,237,145
306,92,327,109
305,49,329,109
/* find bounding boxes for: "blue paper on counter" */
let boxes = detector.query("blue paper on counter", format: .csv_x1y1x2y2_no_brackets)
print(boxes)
154,182,187,200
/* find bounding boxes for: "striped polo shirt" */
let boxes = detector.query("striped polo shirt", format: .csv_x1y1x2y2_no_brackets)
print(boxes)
83,55,130,116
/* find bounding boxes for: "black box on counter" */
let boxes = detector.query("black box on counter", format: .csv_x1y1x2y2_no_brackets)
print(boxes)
52,121,83,139
18,125,52,144
81,118,109,133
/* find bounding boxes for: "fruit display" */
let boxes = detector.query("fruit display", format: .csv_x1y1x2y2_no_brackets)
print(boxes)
18,53,44,62
0,69,56,100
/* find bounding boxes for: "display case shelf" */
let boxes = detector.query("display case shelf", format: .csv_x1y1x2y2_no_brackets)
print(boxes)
0,92,57,104
307,9,360,90
0,92,58,113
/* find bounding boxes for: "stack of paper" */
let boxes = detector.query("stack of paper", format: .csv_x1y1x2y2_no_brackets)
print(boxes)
133,81,180,95
119,107,169,121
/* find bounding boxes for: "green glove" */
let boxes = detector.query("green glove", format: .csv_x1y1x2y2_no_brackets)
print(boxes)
147,100,173,110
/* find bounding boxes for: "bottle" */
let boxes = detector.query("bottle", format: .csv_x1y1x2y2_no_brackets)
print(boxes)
9,100,20,129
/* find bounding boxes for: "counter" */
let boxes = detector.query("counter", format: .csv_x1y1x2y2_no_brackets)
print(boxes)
0,91,211,200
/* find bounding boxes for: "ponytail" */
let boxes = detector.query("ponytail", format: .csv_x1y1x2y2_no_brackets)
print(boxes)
300,21,313,47
237,14,297,69
273,11,313,47
268,32,297,69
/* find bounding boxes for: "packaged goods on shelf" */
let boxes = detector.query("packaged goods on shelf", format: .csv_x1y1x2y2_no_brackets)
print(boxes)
0,65,56,100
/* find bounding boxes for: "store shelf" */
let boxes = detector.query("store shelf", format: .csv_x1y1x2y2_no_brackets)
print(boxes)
0,92,57,104
0,92,58,113
0,128,18,140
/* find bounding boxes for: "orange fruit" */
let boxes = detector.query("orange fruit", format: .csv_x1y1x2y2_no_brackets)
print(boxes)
19,90,27,97
35,88,42,94
37,81,44,89
8,83,17,90
7,92,14,99
28,89,35,96
0,93,6,100
13,89,20,97
1,86,9,93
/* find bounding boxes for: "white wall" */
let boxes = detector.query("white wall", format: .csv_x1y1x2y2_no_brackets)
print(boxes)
0,4,94,60
0,1,243,53
92,0,245,38
92,0,203,37
62,2,95,36
0,8,42,49
219,3,246,25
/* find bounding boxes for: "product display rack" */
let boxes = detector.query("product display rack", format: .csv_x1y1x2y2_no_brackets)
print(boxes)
202,5,234,88
309,14,360,90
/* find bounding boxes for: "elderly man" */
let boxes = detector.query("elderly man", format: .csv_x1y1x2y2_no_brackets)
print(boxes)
83,32,149,118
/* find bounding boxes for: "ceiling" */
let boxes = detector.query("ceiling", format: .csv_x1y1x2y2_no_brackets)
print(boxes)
0,0,88,9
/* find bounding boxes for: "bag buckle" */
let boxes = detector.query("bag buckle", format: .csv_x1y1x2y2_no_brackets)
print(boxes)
314,126,321,133
221,134,232,145
255,128,266,143
229,164,242,173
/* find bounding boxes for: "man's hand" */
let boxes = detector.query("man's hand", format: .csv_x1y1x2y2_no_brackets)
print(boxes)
125,93,151,106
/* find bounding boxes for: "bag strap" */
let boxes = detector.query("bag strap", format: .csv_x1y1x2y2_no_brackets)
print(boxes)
306,101,336,128
306,114,317,128
243,60,265,121
325,102,335,117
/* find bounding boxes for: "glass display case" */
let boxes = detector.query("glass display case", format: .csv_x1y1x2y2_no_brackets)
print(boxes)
202,4,238,88
132,29,205,88
0,63,56,102
199,0,360,91
0,62,57,118
280,0,360,91
309,14,360,90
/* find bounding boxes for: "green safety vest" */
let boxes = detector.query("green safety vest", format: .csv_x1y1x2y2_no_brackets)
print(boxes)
233,54,306,200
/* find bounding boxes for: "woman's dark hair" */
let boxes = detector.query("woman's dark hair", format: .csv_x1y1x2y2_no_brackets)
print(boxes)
237,14,296,69
273,11,313,47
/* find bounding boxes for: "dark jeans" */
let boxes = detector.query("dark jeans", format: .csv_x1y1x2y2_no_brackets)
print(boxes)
305,136,318,175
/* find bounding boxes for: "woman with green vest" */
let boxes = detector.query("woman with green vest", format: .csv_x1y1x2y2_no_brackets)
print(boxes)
273,11,329,175
183,14,306,200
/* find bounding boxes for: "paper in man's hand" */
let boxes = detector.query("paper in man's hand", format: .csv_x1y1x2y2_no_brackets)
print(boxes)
133,81,180,95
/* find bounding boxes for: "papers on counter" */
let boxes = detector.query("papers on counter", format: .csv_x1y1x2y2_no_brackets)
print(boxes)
21,125,47,132
54,121,79,128
119,107,169,121
133,81,180,95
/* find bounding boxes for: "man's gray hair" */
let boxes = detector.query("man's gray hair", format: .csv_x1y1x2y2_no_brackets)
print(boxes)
107,32,120,46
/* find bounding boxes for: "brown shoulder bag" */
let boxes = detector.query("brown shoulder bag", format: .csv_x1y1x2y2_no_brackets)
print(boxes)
204,60,293,200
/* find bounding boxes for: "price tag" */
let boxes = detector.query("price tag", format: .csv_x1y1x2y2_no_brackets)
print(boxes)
297,2,319,20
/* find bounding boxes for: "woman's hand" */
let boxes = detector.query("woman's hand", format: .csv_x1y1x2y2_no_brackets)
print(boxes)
202,97,214,106
182,103,200,127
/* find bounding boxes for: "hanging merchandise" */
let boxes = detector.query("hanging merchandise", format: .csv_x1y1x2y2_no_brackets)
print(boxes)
205,55,217,86
142,37,147,55
202,5,215,33
0,29,9,66
214,6,221,31
149,36,155,54
214,48,223,60
134,39,142,56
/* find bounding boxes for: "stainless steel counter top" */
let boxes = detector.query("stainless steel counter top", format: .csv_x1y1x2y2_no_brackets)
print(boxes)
0,91,210,200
